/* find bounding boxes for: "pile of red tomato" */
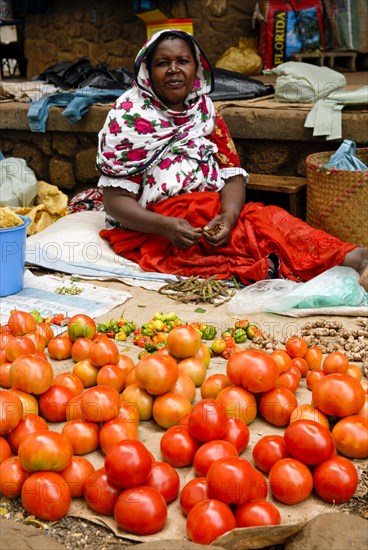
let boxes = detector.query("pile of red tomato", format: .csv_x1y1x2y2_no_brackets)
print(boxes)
0,309,367,545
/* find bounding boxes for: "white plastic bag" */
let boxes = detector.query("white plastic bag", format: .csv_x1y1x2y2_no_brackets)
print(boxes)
0,157,38,208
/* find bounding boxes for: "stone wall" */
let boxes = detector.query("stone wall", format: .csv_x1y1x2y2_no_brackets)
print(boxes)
23,0,258,80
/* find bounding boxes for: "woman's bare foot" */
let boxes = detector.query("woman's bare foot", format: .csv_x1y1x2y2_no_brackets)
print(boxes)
342,247,368,291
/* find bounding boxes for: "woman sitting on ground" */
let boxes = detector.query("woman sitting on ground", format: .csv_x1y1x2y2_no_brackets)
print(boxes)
96,29,368,289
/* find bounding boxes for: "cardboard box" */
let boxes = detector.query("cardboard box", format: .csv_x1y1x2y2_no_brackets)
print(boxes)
137,9,193,39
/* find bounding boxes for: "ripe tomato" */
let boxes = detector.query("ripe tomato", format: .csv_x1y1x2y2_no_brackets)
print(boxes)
285,337,308,358
275,371,300,393
59,456,95,498
53,372,84,396
216,385,257,425
38,385,75,422
89,337,119,367
306,369,326,391
304,346,323,370
178,357,207,387
0,456,29,498
99,417,138,455
8,310,35,336
10,354,54,395
114,486,167,535
234,499,281,527
71,337,94,362
290,357,309,378
7,413,48,453
160,425,200,467
18,430,73,472
186,499,237,545
345,364,362,382
8,389,39,416
121,383,153,421
194,342,211,367
22,331,46,352
21,471,71,521
222,417,250,454
259,387,298,427
270,349,292,374
247,468,268,500
115,354,135,376
0,362,11,388
47,336,73,360
72,359,99,387
105,439,152,489
188,398,227,441
96,363,127,392
135,354,179,395
153,391,192,429
284,419,335,465
200,373,232,399
312,373,365,417
269,458,313,504
68,314,96,341
313,456,358,503
289,404,329,429
166,325,202,359
0,390,22,435
144,461,180,503
62,420,100,455
252,434,290,474
193,440,238,477
80,385,120,422
0,437,12,464
66,394,84,421
5,335,35,361
171,373,196,403
331,415,368,459
207,456,258,505
180,477,208,515
226,350,279,393
83,467,120,515
117,401,140,425
323,351,349,374
34,322,54,345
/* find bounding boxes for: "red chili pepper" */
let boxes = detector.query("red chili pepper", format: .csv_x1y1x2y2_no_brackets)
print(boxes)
106,330,115,339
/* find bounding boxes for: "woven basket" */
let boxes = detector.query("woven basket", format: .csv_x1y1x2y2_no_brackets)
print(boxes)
306,149,368,246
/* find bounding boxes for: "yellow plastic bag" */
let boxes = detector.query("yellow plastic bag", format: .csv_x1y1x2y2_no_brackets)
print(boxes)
215,37,263,75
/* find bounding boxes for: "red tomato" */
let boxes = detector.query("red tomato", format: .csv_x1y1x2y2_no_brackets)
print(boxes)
290,357,309,378
284,419,335,465
188,398,227,441
312,373,365,417
59,456,95,498
178,357,207,387
104,439,152,489
7,413,48,453
259,387,298,427
117,401,140,426
234,499,281,527
306,369,326,390
53,372,84,397
247,468,268,500
0,456,29,498
80,385,120,422
356,394,368,418
269,458,313,504
0,362,12,388
304,346,323,370
114,486,167,535
222,417,250,454
207,456,258,505
18,430,73,472
21,471,71,521
252,434,290,474
289,403,329,429
331,415,368,459
345,364,362,381
171,373,196,403
313,456,359,503
121,383,153,421
160,425,200,467
289,364,302,382
285,336,308,358
96,363,127,392
275,371,300,393
270,349,292,374
38,384,75,422
67,314,96,341
144,461,180,503
153,391,192,429
323,351,349,374
180,477,208,515
72,358,99,387
5,335,35,361
193,440,238,477
66,394,84,421
22,331,46,352
115,354,135,376
126,367,137,385
8,389,38,416
89,337,119,367
194,342,211,367
166,325,202,359
34,322,54,345
71,337,94,362
186,499,237,545
84,467,120,515
226,350,279,393
47,336,73,360
216,385,257,425
200,373,232,399
99,417,138,455
8,310,35,336
0,390,23,435
62,420,100,455
10,354,54,395
135,353,179,395
0,437,12,464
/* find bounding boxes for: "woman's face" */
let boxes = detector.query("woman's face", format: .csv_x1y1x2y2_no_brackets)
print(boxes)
150,38,197,111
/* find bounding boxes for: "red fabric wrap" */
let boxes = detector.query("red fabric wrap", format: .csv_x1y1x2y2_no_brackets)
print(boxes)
100,192,355,285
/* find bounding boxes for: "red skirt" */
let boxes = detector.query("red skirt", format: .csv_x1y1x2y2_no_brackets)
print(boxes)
100,192,356,285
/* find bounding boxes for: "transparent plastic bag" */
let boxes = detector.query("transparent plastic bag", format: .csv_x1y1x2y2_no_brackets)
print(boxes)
228,267,367,315
325,139,368,171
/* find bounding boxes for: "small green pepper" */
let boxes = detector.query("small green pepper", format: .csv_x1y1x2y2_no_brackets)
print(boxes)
233,328,247,343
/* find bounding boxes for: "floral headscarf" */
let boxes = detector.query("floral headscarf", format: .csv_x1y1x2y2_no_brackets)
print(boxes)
97,30,226,208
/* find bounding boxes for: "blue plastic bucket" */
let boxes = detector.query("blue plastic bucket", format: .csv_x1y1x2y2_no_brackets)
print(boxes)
0,215,30,297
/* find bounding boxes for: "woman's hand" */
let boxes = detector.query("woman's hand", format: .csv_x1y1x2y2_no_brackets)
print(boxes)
202,214,233,248
164,217,203,250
